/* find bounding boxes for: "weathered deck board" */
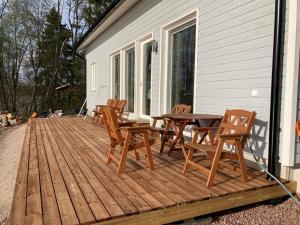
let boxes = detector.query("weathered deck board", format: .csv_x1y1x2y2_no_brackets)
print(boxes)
10,117,296,225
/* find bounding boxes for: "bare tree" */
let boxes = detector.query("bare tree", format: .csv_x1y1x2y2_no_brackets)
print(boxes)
0,0,9,110
0,0,29,112
23,0,51,114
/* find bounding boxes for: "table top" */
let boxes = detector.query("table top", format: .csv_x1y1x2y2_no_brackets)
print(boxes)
156,113,223,121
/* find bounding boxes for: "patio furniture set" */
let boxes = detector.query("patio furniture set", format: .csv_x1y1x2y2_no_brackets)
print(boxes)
92,99,256,187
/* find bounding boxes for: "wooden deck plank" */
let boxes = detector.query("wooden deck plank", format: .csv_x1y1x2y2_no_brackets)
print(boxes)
39,119,79,225
58,117,156,213
99,181,297,225
10,117,295,225
45,119,111,222
46,120,125,219
70,117,267,201
54,118,139,216
125,171,178,207
35,120,62,225
65,118,187,206
9,120,31,225
26,119,43,225
74,118,142,172
42,119,95,224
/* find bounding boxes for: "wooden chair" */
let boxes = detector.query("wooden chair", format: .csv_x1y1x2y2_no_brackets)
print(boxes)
183,109,256,187
93,99,113,122
114,99,127,121
296,120,300,137
152,104,192,153
102,106,157,174
94,99,120,126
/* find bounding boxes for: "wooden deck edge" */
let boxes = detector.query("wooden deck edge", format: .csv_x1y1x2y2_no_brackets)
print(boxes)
94,181,297,225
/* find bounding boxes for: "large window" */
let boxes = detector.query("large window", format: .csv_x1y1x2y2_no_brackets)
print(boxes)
125,48,135,112
169,21,196,110
91,62,96,91
112,54,120,99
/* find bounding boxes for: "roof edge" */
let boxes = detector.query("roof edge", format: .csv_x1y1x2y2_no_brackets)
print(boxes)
75,0,122,50
75,0,140,50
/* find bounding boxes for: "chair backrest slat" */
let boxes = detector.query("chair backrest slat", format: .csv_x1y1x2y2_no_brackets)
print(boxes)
106,99,113,106
218,109,256,146
109,99,119,108
102,106,123,144
116,100,127,116
172,104,191,114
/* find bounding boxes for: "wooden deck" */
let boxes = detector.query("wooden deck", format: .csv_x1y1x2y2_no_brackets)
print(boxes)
10,117,296,225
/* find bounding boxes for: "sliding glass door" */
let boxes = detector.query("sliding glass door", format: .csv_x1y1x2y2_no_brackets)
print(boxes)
169,21,196,111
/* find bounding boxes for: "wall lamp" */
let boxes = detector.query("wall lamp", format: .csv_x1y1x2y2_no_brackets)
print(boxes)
151,40,158,53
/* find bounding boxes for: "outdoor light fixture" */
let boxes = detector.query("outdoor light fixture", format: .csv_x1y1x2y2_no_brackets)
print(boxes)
151,40,158,53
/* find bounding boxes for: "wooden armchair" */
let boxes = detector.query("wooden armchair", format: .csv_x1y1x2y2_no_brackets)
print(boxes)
114,99,127,121
183,109,256,187
94,99,120,126
296,120,300,137
152,104,191,153
102,106,157,174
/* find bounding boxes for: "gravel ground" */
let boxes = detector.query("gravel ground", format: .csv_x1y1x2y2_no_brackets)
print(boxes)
0,125,26,225
211,197,300,225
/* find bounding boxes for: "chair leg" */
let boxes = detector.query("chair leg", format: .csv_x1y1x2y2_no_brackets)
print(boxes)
160,135,166,153
183,148,194,173
134,150,140,161
117,132,131,174
236,142,248,182
107,145,115,164
206,140,224,187
99,116,104,126
143,132,154,170
160,121,171,153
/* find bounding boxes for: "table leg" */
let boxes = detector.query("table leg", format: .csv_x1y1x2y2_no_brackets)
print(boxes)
168,120,188,156
160,119,171,153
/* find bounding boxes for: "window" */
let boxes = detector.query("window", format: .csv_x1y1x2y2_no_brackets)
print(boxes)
168,20,196,111
125,48,135,112
91,62,96,91
112,54,120,99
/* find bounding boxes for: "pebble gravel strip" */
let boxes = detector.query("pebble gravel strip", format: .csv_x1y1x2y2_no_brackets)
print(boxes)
211,198,300,225
0,125,26,225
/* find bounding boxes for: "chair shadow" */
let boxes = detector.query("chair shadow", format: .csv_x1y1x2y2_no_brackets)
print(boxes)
245,119,268,169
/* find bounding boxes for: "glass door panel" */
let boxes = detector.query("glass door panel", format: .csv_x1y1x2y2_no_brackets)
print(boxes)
125,48,135,112
142,41,152,116
112,54,120,99
169,21,196,111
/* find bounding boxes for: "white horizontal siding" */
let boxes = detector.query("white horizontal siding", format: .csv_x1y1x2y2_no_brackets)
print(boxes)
85,0,223,116
85,0,278,161
196,0,276,159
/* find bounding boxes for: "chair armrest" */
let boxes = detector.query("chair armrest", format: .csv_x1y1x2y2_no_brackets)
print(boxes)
218,133,248,140
192,127,217,144
120,126,156,134
120,125,151,131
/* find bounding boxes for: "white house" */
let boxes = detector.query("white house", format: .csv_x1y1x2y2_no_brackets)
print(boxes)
76,0,300,194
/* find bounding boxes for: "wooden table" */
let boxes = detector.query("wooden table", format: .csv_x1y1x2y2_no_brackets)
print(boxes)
159,113,223,157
